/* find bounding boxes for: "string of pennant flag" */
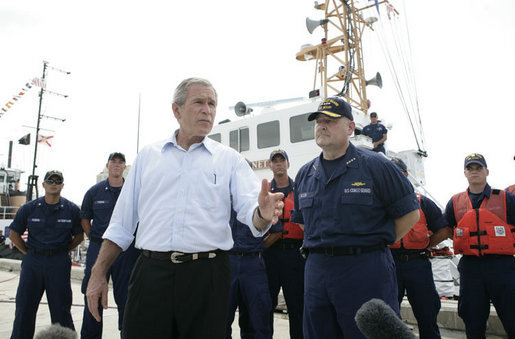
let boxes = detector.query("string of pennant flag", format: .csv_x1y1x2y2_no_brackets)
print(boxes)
0,77,46,118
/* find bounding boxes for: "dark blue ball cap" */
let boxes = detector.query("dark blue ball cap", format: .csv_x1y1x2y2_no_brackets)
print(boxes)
307,96,353,121
108,152,126,162
464,153,487,168
391,157,408,173
269,149,289,162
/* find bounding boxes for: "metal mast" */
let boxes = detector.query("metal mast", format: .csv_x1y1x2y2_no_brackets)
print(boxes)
297,0,388,113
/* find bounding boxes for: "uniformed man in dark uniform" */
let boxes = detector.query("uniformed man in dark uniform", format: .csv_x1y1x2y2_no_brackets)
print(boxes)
443,153,515,338
226,159,272,339
291,97,420,339
263,149,305,339
390,157,452,339
361,112,387,153
80,152,140,338
9,170,83,339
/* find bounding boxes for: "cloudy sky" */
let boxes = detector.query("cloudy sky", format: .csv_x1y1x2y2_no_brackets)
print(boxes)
0,0,514,206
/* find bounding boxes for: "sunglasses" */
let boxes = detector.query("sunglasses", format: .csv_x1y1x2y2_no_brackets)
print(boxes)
45,179,63,185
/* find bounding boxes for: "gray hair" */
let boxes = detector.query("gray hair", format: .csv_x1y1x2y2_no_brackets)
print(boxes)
34,324,77,339
173,77,218,106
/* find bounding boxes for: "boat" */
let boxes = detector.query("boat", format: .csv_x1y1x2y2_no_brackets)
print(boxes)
209,0,459,298
0,167,27,259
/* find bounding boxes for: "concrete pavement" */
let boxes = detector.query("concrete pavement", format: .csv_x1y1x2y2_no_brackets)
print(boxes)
0,258,508,338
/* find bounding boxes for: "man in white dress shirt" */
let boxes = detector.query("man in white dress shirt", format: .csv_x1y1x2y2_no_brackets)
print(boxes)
85,78,284,339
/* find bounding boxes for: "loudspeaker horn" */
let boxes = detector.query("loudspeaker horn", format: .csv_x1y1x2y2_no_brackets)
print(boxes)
234,102,253,117
366,72,383,89
306,18,329,34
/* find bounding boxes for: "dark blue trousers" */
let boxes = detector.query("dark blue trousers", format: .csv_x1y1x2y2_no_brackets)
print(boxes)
458,255,515,339
263,246,305,339
303,248,398,339
395,257,441,339
11,252,74,339
226,254,272,339
81,240,140,339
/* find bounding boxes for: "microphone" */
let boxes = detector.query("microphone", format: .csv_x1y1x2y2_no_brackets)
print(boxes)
34,323,77,339
354,298,415,339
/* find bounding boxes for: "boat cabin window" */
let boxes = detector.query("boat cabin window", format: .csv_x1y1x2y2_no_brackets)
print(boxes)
290,113,314,143
257,121,280,149
208,133,221,143
229,127,250,152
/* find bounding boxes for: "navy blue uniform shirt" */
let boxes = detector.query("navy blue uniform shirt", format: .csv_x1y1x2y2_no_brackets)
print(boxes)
362,123,387,143
444,184,515,226
391,194,447,254
9,196,82,251
291,143,419,248
80,179,122,240
230,208,264,253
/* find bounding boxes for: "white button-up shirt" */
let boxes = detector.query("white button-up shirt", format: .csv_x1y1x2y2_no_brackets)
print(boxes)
103,131,265,253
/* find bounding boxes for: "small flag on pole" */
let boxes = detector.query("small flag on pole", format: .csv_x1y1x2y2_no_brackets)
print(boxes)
37,134,53,147
32,77,46,89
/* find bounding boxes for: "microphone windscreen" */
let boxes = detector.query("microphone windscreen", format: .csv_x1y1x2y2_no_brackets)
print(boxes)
354,298,416,339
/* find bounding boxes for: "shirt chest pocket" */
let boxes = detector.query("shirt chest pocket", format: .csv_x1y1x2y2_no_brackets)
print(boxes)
56,218,73,229
298,193,315,210
341,188,374,206
93,200,112,211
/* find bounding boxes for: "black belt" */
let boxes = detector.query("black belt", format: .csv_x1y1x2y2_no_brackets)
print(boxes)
142,249,223,264
308,244,385,256
228,251,262,257
392,252,428,262
271,239,303,250
89,237,103,243
28,248,68,256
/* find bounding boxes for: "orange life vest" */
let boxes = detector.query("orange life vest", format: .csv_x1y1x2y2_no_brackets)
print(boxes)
390,194,432,249
453,189,515,256
270,181,304,240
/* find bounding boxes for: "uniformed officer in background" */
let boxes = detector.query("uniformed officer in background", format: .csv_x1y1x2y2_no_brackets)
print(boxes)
361,112,387,153
226,160,272,339
291,97,420,339
443,153,515,338
80,152,140,338
390,157,452,339
263,149,305,339
9,170,83,339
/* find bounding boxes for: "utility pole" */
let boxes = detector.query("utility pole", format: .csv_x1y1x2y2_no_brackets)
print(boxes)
26,61,70,201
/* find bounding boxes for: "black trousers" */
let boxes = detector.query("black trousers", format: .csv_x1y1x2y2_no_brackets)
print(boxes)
122,251,230,339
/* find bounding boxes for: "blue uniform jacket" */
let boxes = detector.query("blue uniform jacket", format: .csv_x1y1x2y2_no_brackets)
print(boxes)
230,208,264,253
443,184,515,226
9,196,82,251
291,143,419,248
362,123,387,143
80,179,122,240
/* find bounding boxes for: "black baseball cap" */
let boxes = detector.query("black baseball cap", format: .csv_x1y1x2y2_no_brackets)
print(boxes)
464,153,487,169
391,157,408,173
108,152,126,162
307,96,354,121
44,170,63,181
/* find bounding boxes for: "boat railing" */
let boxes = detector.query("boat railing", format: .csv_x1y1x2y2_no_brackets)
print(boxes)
0,206,18,219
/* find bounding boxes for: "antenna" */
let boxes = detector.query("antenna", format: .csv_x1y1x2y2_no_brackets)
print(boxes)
26,61,70,201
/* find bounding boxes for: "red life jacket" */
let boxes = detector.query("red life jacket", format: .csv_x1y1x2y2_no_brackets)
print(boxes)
270,181,304,240
453,189,515,256
390,194,432,249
